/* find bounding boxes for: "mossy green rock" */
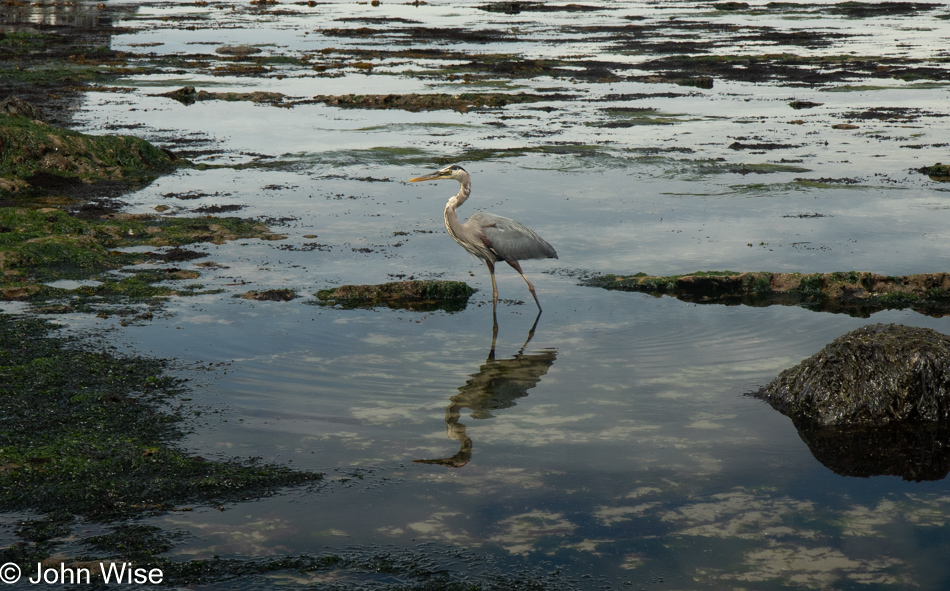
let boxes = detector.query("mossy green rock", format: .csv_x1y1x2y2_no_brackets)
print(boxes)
0,115,176,197
921,162,950,182
316,280,474,311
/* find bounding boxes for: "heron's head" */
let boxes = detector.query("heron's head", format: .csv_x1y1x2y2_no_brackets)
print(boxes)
409,164,469,184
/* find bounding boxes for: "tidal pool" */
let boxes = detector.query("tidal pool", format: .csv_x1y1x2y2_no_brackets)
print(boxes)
8,0,950,588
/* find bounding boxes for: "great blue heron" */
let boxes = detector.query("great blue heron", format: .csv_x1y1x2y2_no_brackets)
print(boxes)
409,164,557,310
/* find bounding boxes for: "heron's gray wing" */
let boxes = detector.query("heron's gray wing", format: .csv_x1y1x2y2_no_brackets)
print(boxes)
466,212,557,262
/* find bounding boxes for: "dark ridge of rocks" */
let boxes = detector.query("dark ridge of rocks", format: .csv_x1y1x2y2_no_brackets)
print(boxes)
830,1,941,17
728,141,800,150
306,92,556,113
584,271,950,317
477,2,605,14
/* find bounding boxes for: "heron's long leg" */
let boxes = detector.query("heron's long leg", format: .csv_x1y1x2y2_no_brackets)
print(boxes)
490,306,499,359
506,260,542,311
485,260,498,306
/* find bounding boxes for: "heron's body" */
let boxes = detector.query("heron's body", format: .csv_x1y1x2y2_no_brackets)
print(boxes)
410,165,557,310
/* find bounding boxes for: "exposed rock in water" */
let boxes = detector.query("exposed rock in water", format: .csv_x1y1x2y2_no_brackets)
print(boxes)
215,45,262,56
308,92,551,113
157,86,287,106
315,280,474,311
584,270,950,317
789,100,823,110
753,324,950,481
754,324,950,426
152,247,207,262
0,106,177,198
476,2,600,13
240,289,298,302
920,162,950,182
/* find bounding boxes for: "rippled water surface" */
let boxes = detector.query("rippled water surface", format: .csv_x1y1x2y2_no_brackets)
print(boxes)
13,0,950,587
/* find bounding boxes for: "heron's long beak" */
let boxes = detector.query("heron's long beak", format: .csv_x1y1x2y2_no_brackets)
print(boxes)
409,171,444,182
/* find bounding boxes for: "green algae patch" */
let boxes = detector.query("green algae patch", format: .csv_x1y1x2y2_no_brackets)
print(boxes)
584,271,950,317
0,313,322,525
315,280,475,311
0,208,281,308
0,115,176,198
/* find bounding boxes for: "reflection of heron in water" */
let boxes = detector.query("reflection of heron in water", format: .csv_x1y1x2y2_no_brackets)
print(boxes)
414,314,557,468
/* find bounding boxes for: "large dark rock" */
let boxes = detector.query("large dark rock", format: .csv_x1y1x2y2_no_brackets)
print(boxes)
754,324,950,481
756,323,950,426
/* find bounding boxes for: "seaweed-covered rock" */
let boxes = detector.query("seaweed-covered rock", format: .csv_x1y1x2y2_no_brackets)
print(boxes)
0,115,176,197
157,86,286,105
240,289,298,302
755,324,950,425
921,162,950,182
308,92,549,113
315,280,474,311
584,270,950,317
215,45,262,56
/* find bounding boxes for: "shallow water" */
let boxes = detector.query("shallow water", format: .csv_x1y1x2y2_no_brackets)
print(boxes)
13,0,950,587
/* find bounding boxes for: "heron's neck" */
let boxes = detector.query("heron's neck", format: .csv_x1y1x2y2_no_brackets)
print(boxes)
443,179,471,244
452,178,471,208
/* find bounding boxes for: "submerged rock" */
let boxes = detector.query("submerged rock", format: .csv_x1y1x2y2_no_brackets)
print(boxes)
315,280,474,311
754,324,950,426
